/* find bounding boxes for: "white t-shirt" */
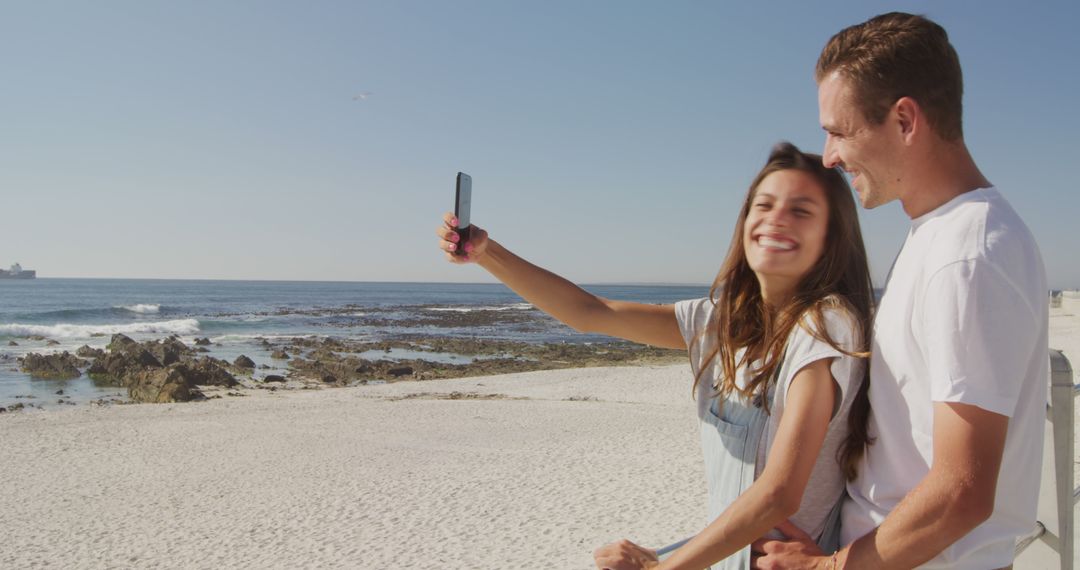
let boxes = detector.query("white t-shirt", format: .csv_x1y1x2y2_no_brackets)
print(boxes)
842,188,1049,569
675,298,865,541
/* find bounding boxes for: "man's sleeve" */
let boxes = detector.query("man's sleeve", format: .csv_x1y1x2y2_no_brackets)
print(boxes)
920,259,1039,417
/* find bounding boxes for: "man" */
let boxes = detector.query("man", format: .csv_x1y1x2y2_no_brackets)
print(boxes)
752,12,1049,570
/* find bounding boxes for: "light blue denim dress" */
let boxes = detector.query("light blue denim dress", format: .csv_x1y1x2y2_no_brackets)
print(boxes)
659,371,842,569
698,390,771,569
668,299,846,568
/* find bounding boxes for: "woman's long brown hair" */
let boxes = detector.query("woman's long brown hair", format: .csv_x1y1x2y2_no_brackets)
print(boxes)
693,142,874,480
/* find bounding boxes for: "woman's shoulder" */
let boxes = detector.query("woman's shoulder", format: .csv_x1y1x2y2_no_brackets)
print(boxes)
674,297,715,324
673,297,716,344
793,295,864,349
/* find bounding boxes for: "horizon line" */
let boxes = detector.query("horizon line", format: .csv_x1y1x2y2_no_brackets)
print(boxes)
14,276,715,288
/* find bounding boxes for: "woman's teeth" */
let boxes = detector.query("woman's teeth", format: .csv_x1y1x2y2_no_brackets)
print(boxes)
758,236,795,250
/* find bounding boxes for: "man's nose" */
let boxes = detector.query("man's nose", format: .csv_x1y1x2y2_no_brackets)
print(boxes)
822,135,840,168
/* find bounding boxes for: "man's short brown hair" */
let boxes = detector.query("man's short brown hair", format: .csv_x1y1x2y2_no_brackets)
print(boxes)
817,12,964,141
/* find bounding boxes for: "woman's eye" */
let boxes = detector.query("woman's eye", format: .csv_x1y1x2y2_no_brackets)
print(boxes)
793,209,810,217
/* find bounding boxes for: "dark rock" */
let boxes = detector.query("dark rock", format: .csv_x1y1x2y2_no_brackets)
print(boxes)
21,352,82,379
233,355,255,369
194,337,212,346
56,389,64,395
127,365,204,403
270,350,290,360
89,333,106,338
86,337,168,387
147,337,189,366
194,347,210,353
263,375,286,383
388,366,414,378
7,403,25,412
46,339,61,346
87,348,162,387
321,374,338,384
186,357,239,387
122,357,235,403
107,334,139,352
28,335,47,341
76,345,104,358
7,340,18,346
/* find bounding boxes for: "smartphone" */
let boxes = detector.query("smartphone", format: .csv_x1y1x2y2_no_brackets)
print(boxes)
454,172,472,255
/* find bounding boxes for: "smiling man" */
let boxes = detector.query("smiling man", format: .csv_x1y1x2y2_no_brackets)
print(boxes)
752,12,1049,570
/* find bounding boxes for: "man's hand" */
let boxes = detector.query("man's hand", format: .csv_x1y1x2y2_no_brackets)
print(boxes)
751,520,829,570
593,539,660,570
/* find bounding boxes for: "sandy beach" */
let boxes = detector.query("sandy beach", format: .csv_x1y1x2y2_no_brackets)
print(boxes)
3,301,1078,569
2,365,706,569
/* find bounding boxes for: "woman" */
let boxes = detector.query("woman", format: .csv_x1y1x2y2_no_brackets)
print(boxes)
435,142,873,570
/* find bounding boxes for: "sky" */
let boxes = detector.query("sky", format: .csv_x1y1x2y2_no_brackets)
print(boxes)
2,1,1077,289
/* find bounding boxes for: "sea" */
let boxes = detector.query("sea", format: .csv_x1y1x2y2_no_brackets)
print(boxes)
0,279,710,409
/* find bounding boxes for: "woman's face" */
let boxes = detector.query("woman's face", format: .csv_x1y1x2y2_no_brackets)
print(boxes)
743,169,830,292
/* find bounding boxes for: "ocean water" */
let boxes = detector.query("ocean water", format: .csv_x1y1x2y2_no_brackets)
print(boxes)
0,279,709,408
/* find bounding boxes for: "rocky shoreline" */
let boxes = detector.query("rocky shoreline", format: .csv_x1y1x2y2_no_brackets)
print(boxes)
2,333,685,412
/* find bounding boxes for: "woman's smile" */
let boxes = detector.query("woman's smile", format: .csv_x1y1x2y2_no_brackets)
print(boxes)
754,233,799,252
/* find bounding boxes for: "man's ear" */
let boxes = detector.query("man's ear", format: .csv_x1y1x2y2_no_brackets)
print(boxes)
893,96,921,145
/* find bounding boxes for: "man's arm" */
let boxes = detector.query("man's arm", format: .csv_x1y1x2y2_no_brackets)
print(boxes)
753,401,1008,569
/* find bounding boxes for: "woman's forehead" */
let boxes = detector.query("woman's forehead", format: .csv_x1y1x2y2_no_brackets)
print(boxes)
756,170,827,202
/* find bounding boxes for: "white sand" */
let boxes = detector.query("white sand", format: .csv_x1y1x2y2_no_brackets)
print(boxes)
1,366,706,569
2,306,1078,569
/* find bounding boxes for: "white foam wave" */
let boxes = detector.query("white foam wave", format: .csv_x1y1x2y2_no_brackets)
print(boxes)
117,304,161,314
425,303,534,313
209,334,311,343
0,319,200,339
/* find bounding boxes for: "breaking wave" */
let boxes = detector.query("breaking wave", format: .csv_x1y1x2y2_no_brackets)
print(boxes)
0,319,200,339
116,304,162,314
424,303,534,313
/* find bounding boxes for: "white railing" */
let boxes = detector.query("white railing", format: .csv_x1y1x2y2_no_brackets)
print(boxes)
1015,349,1076,569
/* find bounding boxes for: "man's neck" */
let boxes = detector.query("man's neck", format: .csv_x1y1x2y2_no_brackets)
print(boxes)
898,139,991,219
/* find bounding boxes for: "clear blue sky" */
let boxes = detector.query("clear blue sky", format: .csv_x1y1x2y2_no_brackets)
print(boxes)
2,1,1077,289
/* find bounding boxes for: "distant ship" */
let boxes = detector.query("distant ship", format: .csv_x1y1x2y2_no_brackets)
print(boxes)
0,263,36,279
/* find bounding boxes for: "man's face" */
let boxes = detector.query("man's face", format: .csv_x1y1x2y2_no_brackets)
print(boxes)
817,72,902,209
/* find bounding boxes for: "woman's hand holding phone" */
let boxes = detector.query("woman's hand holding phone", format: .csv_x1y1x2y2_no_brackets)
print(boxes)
437,212,488,264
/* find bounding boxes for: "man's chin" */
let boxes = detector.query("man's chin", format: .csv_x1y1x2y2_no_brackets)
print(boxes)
858,190,890,209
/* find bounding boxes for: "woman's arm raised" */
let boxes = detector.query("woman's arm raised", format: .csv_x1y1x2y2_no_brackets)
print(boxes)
437,213,686,350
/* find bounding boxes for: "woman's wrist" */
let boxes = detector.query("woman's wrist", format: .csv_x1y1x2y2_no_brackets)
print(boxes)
474,238,501,268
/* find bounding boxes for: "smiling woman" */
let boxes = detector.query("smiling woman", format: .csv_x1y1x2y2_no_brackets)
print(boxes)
435,141,875,569
744,170,829,300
